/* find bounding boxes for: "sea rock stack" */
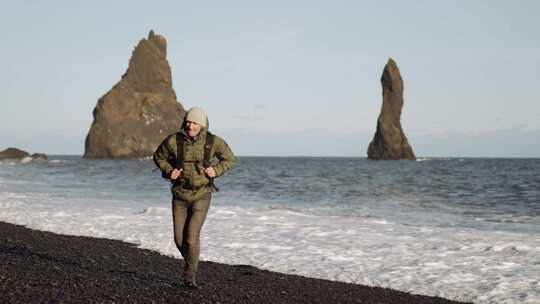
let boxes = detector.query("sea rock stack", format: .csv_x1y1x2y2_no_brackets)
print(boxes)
84,30,185,159
0,148,30,160
30,153,48,160
0,148,48,160
367,58,415,160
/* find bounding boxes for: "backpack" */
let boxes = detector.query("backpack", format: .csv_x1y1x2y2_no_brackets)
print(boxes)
174,131,214,169
174,131,218,191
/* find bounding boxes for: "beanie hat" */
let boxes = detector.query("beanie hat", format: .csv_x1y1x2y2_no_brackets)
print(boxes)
185,107,207,127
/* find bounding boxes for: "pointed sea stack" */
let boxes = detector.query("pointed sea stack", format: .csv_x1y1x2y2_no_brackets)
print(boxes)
367,58,415,160
84,30,185,159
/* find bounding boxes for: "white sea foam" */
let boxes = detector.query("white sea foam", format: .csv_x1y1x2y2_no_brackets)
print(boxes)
1,191,539,303
139,207,169,216
0,160,17,166
20,156,33,164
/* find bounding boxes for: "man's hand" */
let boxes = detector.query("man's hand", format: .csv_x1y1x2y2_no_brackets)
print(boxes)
170,168,182,180
204,167,216,178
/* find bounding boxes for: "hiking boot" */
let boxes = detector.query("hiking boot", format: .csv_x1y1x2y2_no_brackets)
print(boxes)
184,274,199,289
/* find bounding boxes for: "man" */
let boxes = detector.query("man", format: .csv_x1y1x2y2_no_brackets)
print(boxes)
153,107,236,288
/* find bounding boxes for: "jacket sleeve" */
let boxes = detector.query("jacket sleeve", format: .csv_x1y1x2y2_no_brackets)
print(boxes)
153,134,176,179
212,136,236,177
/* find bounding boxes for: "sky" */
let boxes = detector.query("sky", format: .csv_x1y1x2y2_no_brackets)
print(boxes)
1,1,539,157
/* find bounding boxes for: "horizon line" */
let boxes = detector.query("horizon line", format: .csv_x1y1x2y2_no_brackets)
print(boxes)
35,154,540,159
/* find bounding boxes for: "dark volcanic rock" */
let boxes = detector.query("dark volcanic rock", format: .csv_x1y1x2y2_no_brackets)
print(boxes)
30,153,48,160
0,148,30,159
0,221,469,304
367,58,416,160
84,30,185,159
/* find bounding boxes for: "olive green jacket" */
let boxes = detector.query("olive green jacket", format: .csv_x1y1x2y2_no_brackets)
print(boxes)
153,127,236,201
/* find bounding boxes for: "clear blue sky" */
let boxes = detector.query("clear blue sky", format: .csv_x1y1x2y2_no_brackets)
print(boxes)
1,1,539,157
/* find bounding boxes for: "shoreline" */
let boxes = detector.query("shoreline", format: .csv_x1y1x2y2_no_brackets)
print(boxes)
0,221,470,303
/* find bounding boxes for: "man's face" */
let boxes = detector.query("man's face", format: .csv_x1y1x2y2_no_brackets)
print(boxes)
186,120,202,138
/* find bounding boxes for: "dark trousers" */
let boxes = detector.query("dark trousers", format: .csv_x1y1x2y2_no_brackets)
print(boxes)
172,193,211,278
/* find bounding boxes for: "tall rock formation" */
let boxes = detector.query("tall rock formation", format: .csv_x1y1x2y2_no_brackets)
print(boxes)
367,58,416,160
84,30,185,159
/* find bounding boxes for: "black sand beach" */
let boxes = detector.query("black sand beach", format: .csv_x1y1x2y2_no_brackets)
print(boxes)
0,221,469,303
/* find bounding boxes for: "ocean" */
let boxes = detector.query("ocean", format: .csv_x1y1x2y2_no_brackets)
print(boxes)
1,156,539,303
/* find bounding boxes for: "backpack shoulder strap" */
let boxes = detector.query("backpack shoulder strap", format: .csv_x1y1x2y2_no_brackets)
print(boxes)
203,131,215,167
175,133,184,169
203,131,219,191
